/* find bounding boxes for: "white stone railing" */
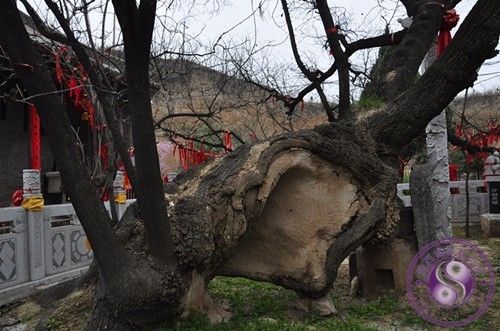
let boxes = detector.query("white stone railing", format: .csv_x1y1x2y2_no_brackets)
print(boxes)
0,199,135,305
396,180,488,219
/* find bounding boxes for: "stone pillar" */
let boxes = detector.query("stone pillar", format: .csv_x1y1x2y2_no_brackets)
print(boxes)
410,40,452,247
410,164,451,246
23,169,45,281
27,210,45,281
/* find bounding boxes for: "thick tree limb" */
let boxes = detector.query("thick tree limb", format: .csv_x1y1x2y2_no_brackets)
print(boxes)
20,0,68,44
346,30,406,53
379,0,445,101
112,0,176,263
316,0,351,120
366,0,500,154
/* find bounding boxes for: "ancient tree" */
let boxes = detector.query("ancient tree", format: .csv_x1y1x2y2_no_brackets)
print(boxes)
0,0,499,329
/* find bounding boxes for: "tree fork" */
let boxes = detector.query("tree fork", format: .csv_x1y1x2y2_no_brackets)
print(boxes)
366,0,500,154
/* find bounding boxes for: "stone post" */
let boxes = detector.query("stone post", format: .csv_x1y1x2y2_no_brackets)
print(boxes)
410,40,452,247
23,169,45,281
113,170,127,219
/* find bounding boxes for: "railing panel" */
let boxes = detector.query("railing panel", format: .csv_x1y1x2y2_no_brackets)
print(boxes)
396,181,489,218
43,204,93,276
0,207,29,290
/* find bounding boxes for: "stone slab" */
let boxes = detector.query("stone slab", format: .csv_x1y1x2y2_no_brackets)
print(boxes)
480,213,500,238
356,239,417,301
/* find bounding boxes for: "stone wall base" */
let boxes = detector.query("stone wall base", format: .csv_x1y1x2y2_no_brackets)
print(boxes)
0,266,88,307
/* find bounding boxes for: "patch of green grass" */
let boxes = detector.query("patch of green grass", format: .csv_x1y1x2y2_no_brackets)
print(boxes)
453,224,484,238
356,94,385,110
167,225,498,331
208,277,292,318
46,318,63,331
170,278,398,331
345,295,397,319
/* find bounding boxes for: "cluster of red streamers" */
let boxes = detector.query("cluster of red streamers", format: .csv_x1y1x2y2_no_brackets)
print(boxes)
454,120,499,164
175,140,217,171
174,132,234,171
54,47,95,128
437,9,460,57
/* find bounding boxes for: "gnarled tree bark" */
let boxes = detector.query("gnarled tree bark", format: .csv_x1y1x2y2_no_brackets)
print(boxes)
0,0,498,329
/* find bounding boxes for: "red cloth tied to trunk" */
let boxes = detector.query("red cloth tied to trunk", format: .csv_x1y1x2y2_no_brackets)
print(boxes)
437,9,460,57
224,131,233,152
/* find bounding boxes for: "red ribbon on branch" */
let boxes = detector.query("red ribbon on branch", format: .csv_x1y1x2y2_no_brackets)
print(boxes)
437,9,460,57
53,46,95,128
326,26,338,35
224,131,233,152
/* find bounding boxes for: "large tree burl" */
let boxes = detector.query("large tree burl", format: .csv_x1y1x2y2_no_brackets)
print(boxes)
165,125,399,305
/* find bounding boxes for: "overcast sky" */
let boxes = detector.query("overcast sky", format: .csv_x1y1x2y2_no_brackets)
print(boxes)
24,0,500,100
182,0,500,98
